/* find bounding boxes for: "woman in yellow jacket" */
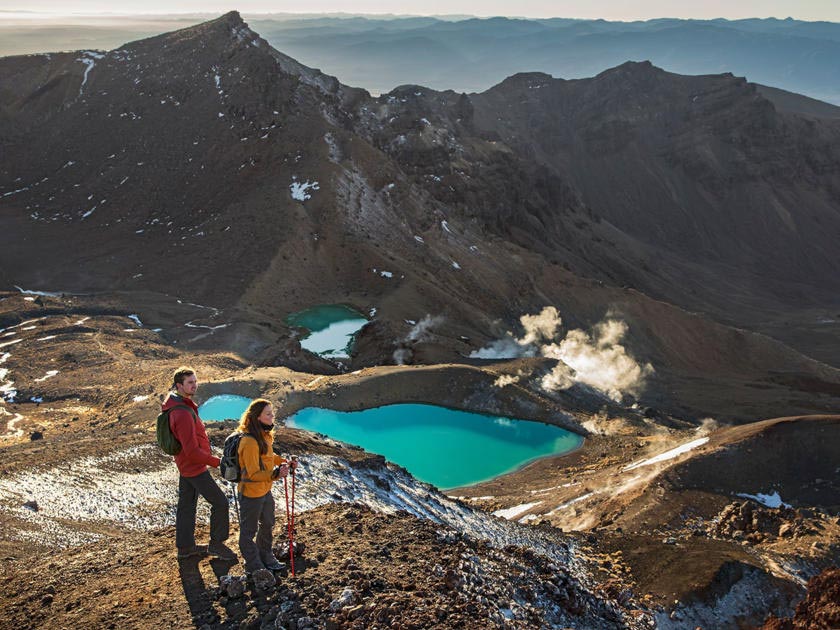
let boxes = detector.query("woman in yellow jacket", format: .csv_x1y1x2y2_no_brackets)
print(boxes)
236,398,289,573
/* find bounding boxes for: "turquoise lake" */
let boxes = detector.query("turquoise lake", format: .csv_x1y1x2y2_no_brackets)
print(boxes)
198,394,252,421
199,396,582,489
285,304,368,358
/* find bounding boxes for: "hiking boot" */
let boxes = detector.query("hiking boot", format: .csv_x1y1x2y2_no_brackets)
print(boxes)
262,555,284,571
207,541,238,562
176,545,207,560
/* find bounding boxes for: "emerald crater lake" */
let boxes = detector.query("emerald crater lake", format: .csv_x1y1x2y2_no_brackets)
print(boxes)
199,396,582,489
285,304,368,358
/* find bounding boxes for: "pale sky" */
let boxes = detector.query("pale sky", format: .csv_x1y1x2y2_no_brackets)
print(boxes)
2,0,839,21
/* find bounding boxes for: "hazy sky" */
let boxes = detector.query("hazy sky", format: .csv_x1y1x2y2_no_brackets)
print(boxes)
3,0,839,21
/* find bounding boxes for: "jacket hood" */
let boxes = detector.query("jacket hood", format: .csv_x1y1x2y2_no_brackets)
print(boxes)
162,393,199,412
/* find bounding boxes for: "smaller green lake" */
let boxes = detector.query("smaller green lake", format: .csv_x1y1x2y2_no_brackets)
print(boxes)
285,304,368,358
287,404,582,489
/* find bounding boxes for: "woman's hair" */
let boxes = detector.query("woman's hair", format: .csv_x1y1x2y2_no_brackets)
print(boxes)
237,398,273,455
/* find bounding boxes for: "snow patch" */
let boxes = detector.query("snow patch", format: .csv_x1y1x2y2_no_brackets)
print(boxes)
0,352,16,402
736,491,790,509
290,179,320,201
493,501,543,520
622,437,709,472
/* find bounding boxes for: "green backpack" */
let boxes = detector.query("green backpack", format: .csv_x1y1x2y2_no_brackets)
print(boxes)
156,404,197,455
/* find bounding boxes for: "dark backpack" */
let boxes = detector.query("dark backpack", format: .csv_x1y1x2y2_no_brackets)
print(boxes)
156,404,197,456
220,433,262,482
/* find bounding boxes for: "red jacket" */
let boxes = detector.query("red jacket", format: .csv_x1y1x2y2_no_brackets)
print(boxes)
163,394,220,477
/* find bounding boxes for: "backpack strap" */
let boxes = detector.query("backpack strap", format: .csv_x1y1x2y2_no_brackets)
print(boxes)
168,404,198,423
239,434,266,482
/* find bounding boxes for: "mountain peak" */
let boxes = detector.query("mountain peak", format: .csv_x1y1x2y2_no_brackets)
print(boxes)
151,10,253,48
595,60,662,79
194,9,245,30
217,10,243,24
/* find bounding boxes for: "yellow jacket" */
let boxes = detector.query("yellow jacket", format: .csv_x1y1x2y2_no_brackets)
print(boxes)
237,433,287,498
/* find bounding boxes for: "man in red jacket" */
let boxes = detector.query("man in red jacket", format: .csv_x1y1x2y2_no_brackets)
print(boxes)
164,366,236,561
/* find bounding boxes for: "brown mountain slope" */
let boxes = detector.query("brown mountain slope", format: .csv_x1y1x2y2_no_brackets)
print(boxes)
1,13,839,421
468,64,840,362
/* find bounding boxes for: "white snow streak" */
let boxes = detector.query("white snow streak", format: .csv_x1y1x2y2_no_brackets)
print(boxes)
76,51,103,96
33,370,59,383
14,286,61,297
622,437,709,471
492,501,543,520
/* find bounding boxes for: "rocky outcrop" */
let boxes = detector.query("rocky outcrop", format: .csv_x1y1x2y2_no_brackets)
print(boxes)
763,568,840,630
709,501,809,544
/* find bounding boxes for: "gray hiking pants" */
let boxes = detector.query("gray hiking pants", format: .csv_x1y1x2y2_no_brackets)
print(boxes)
176,470,229,549
238,490,275,572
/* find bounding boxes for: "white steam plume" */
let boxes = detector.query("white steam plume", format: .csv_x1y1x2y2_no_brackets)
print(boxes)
407,315,443,343
393,315,444,365
472,307,653,401
470,337,536,360
493,372,524,388
541,319,653,401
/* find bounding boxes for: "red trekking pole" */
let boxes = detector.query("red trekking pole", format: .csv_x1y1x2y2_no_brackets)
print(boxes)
283,460,297,577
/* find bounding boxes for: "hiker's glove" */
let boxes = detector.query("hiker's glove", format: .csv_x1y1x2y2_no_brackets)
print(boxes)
289,459,298,471
272,464,289,479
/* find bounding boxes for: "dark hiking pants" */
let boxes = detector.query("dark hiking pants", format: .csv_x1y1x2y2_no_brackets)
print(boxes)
238,491,275,572
176,470,230,548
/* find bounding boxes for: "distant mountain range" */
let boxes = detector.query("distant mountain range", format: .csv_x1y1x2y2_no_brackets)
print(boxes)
2,12,840,421
2,14,840,105
253,15,840,104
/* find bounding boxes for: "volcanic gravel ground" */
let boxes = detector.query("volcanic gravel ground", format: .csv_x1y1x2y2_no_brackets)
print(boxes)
0,503,651,630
